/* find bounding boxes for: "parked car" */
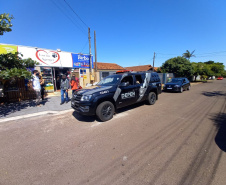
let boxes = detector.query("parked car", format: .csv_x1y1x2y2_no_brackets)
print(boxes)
71,71,162,121
164,78,190,93
217,76,223,80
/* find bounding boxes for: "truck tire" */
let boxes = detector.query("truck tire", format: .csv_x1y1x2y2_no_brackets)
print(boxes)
147,92,156,105
96,101,115,122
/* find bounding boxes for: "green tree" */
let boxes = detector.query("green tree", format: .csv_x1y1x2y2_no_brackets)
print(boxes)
182,50,195,60
204,60,214,65
203,61,225,78
209,62,225,77
191,62,204,81
0,52,39,80
201,63,213,80
160,56,193,77
0,13,14,35
222,70,226,78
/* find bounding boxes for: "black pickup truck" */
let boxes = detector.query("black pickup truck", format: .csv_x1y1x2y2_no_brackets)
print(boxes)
71,71,162,121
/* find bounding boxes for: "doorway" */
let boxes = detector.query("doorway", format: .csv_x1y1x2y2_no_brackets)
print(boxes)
53,67,71,91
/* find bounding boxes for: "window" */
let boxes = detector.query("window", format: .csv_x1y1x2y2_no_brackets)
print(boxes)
121,76,134,85
135,75,143,84
98,75,121,86
102,72,110,78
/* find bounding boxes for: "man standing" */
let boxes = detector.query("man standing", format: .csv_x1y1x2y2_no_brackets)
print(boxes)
32,70,41,106
60,74,70,105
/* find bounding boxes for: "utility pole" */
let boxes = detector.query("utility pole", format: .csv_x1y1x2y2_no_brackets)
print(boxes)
153,52,155,71
88,27,92,74
94,30,97,73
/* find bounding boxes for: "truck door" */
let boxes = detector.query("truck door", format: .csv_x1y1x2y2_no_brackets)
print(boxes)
116,75,137,108
134,74,145,102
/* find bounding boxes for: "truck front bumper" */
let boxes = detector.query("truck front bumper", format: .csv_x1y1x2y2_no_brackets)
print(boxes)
71,99,96,116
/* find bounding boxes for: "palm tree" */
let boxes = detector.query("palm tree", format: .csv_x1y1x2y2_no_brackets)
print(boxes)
182,50,195,60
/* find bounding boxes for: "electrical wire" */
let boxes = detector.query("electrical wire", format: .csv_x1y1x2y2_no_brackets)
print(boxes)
64,0,89,28
50,0,87,36
80,39,89,53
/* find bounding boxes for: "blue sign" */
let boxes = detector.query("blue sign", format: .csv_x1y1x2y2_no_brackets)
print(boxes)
72,54,93,69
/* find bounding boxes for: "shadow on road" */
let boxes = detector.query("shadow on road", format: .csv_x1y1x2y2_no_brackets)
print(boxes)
0,98,49,118
116,101,146,114
72,101,146,122
72,111,96,122
202,91,226,97
211,113,226,152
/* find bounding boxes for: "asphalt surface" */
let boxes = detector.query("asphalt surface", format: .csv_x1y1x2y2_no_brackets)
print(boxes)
0,95,73,119
0,80,225,185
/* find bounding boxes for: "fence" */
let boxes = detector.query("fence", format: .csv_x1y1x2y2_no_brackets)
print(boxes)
1,79,36,103
158,73,175,84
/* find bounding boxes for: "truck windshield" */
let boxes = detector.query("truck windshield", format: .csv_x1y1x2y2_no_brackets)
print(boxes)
97,75,122,86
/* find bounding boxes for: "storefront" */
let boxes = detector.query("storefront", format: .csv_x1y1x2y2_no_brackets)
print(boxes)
19,45,94,91
0,44,95,91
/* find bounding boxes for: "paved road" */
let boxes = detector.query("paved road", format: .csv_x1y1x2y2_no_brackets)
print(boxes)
0,80,225,185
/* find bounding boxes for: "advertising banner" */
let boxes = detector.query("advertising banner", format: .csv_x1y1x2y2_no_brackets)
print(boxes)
18,46,73,67
72,53,93,69
0,45,17,54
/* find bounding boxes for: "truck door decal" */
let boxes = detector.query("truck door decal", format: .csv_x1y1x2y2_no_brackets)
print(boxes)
113,87,121,101
121,91,135,99
137,73,151,102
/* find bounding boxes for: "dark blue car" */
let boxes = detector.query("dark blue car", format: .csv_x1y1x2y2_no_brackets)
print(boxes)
164,78,190,93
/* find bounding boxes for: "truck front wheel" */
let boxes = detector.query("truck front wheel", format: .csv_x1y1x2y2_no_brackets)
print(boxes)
147,92,156,105
96,101,115,122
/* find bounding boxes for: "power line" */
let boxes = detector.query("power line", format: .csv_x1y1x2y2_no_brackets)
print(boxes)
50,0,87,36
64,0,89,28
196,51,226,55
157,53,177,56
79,39,89,53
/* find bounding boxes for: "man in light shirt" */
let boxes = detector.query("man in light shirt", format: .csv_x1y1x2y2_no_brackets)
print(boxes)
31,70,41,106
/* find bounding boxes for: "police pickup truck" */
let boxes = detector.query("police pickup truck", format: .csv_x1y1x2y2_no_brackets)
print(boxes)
71,71,161,121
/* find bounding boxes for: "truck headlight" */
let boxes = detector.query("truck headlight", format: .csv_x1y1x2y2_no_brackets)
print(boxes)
81,95,92,101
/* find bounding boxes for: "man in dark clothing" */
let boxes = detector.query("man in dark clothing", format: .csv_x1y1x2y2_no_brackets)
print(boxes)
60,74,70,105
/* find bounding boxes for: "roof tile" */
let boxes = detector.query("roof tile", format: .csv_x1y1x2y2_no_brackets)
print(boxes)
125,65,153,72
95,62,125,70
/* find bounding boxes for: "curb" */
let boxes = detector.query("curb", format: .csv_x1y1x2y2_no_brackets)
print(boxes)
0,109,74,123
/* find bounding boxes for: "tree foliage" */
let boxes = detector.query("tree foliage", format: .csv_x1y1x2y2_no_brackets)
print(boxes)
182,50,195,60
0,13,13,35
192,61,225,80
222,70,226,78
0,52,39,80
160,56,193,77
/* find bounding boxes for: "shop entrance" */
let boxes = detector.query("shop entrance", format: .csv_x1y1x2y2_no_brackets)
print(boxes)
53,67,71,91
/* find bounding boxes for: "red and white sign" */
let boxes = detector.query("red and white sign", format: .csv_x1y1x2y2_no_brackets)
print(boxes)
18,46,73,67
36,50,60,65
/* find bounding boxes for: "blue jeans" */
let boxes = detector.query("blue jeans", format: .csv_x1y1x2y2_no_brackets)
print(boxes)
61,89,69,103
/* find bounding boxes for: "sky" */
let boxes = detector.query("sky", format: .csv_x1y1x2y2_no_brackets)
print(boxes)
1,0,226,68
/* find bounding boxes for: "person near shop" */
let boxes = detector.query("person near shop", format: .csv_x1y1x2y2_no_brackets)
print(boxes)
70,75,79,95
60,74,70,105
31,70,41,106
39,75,45,100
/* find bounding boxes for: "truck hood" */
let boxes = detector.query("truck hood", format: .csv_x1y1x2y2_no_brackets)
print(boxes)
76,85,113,95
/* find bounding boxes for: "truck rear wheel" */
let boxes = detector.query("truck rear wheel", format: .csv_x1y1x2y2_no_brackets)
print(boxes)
147,92,156,105
96,101,115,122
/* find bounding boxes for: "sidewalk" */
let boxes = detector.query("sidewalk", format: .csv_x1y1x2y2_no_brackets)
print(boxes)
0,91,73,120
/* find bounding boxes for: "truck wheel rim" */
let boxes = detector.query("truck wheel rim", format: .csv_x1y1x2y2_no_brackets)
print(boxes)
102,105,112,117
150,94,155,103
